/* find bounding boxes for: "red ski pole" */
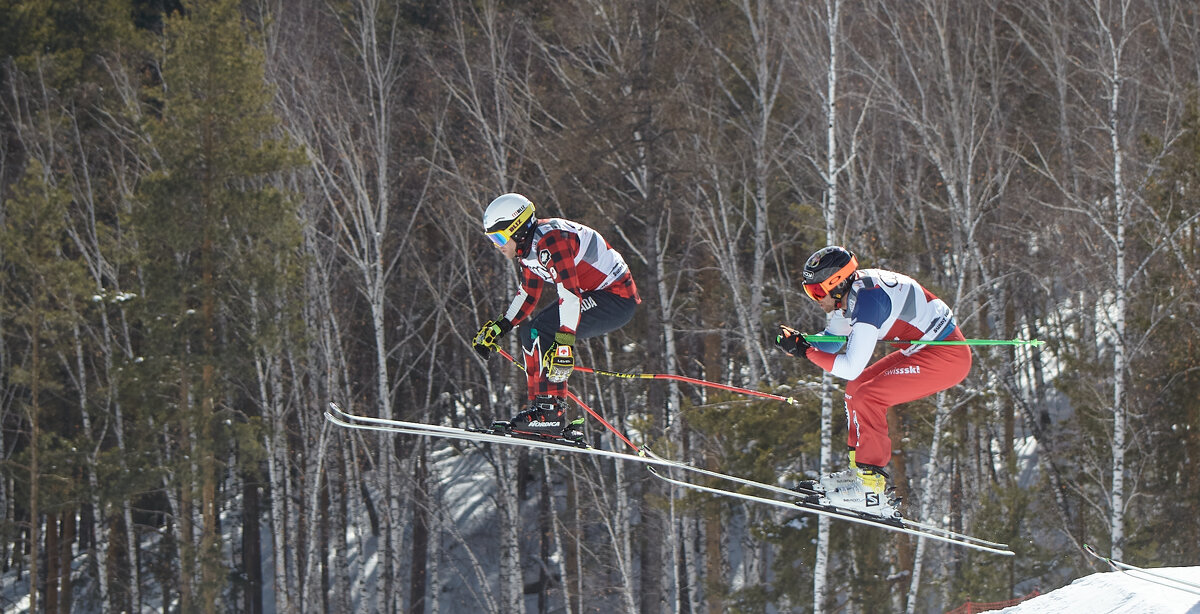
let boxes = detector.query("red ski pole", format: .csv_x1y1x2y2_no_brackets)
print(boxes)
492,347,797,405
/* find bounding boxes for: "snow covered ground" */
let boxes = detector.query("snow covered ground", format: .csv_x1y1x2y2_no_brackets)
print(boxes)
998,566,1200,614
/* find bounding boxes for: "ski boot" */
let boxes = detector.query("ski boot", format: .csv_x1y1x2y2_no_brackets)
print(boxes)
795,454,902,520
493,396,585,442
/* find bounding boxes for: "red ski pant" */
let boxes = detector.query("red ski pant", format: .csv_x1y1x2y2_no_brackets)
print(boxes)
844,341,971,468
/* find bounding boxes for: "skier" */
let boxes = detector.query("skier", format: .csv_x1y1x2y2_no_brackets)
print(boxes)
472,193,640,442
775,246,971,518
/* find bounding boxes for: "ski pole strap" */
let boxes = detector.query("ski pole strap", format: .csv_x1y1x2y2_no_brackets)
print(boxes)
802,335,1045,347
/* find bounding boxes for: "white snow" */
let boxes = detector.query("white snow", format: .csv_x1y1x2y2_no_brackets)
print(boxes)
998,567,1200,613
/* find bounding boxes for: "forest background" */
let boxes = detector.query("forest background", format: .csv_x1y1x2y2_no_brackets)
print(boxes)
1,0,1199,613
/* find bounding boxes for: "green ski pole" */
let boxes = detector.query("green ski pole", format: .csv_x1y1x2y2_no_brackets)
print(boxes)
801,335,1044,347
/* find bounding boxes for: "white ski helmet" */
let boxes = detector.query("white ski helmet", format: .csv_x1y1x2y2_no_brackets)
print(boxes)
483,193,536,247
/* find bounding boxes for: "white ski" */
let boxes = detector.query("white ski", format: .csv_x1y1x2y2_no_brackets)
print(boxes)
1084,544,1200,596
647,465,1013,556
326,402,1013,555
637,448,1010,551
325,402,678,467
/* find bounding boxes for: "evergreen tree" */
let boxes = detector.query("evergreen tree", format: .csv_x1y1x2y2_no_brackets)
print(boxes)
132,0,302,611
0,159,89,614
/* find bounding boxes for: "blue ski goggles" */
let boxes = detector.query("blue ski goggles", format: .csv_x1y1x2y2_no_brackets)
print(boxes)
484,208,533,247
486,230,512,247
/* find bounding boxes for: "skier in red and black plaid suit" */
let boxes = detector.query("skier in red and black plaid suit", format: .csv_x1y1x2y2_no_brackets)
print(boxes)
472,194,640,441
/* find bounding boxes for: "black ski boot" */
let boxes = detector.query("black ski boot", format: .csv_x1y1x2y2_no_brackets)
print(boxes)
504,396,571,436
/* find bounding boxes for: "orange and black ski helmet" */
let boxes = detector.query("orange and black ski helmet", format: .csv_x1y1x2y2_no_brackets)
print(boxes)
802,246,857,302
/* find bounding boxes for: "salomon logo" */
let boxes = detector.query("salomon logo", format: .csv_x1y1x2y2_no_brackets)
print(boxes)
865,493,880,507
528,420,562,428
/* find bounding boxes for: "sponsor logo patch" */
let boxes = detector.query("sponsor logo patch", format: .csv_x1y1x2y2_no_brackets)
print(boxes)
883,365,921,376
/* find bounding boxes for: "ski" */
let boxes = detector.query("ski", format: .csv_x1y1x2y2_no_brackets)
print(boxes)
1083,544,1200,596
637,448,1010,550
327,403,1012,553
647,465,1014,556
325,403,679,466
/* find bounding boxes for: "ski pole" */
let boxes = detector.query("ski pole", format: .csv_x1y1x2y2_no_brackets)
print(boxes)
492,347,798,405
801,334,1045,346
564,390,641,453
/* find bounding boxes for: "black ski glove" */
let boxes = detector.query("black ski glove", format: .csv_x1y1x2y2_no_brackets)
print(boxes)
775,325,812,357
473,318,513,359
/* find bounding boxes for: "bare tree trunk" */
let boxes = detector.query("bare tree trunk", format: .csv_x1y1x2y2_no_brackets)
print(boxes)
811,1,846,610
1092,0,1131,558
410,445,430,614
266,396,292,613
61,508,74,614
904,395,954,614
242,476,263,614
46,510,58,614
29,320,41,614
495,450,523,613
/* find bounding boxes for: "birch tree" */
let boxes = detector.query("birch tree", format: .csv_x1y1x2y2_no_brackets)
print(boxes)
271,0,424,609
677,0,791,386
1014,0,1193,561
419,1,549,610
777,1,859,610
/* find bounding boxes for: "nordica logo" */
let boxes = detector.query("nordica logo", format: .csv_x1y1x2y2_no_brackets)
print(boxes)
528,420,562,427
883,365,921,376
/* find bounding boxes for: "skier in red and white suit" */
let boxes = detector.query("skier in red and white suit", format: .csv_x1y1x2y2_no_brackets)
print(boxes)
776,246,970,512
473,193,640,440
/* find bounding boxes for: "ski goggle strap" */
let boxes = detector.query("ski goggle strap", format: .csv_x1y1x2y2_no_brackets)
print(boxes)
803,256,857,301
485,207,534,247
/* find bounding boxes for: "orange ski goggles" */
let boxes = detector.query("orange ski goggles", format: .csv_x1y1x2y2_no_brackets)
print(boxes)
803,256,857,301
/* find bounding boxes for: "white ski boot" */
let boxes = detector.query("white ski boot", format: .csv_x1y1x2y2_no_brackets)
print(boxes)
812,468,901,520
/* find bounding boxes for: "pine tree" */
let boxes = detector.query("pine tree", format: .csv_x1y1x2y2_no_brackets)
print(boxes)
0,159,89,614
132,1,302,611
